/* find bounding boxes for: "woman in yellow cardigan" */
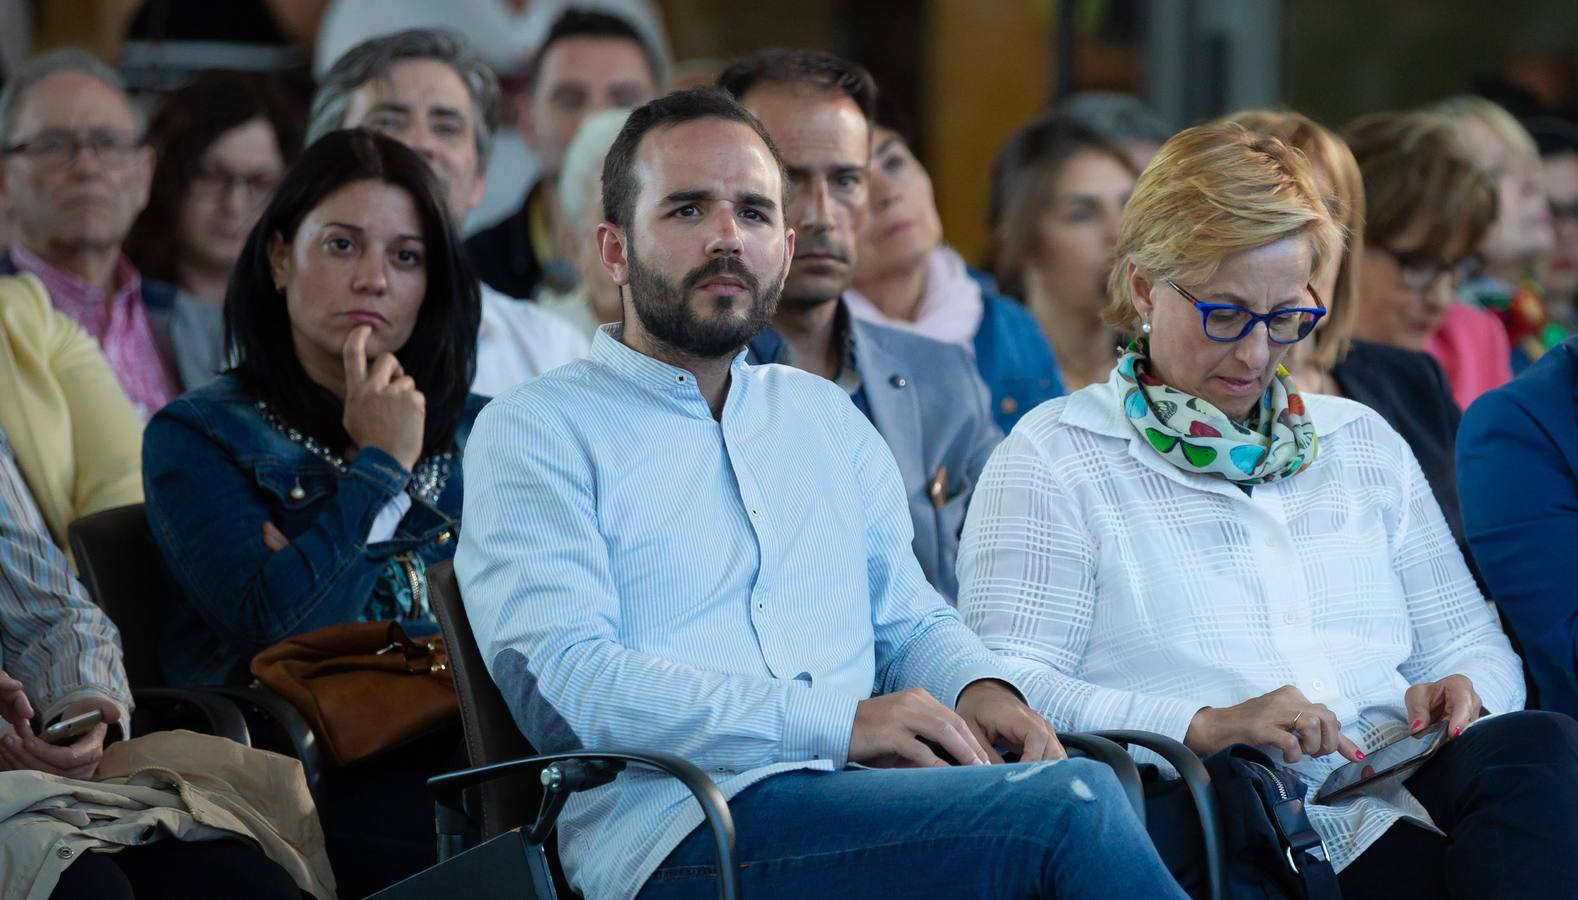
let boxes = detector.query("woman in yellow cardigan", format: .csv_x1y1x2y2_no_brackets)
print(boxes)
0,273,144,551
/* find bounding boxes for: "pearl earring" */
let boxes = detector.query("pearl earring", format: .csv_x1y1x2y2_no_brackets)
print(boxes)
1141,321,1152,334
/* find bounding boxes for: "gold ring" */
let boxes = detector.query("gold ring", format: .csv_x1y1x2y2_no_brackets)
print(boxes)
1290,711,1305,729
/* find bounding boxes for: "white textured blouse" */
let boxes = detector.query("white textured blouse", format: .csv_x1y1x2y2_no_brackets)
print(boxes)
957,370,1525,871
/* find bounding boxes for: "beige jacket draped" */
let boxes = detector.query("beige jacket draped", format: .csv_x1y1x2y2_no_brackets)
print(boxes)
0,730,335,899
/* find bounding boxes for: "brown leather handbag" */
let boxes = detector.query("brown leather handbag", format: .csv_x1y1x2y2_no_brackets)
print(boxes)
250,619,460,766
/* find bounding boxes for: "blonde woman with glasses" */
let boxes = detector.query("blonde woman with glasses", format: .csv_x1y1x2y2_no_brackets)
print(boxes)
958,122,1578,898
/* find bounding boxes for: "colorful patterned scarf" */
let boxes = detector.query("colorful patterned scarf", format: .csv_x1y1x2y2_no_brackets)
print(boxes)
1115,339,1317,486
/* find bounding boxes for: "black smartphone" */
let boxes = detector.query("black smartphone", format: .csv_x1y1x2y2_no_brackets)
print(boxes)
1314,721,1449,805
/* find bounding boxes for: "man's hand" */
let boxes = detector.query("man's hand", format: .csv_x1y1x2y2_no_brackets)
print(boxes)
0,669,34,733
0,695,120,780
956,679,1065,763
849,687,991,768
1404,674,1483,740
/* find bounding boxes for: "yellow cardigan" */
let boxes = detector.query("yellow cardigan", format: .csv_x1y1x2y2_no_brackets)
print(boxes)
0,274,144,551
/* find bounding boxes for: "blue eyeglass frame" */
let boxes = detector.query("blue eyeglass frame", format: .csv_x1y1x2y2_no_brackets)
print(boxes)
1166,280,1327,344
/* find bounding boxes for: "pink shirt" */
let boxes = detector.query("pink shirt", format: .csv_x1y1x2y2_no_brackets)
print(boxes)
10,243,181,421
1424,302,1513,412
844,246,985,349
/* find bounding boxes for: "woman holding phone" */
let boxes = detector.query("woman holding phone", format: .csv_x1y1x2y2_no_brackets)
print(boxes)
957,122,1578,898
142,128,483,896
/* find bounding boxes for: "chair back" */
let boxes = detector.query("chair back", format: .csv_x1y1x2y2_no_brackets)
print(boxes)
67,503,169,687
427,560,541,839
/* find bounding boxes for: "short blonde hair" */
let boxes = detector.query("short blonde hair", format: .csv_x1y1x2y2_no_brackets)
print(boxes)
1223,109,1364,368
1430,95,1539,164
1103,123,1342,333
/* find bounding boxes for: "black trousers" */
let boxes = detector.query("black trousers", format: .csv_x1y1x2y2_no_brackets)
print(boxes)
1337,710,1578,899
313,725,465,899
48,838,303,900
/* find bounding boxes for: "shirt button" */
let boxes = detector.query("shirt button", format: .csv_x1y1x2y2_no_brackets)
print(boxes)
756,602,764,611
1312,679,1327,692
676,374,687,383
436,530,453,545
1283,611,1298,624
56,846,73,859
750,508,760,517
1000,396,1018,415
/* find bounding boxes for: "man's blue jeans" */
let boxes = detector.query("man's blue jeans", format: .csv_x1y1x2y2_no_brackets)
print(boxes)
636,757,1188,898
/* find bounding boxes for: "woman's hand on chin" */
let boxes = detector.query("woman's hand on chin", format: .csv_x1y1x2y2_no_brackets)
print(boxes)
340,325,426,471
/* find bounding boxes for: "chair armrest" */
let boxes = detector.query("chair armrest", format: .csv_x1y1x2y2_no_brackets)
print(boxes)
202,684,325,800
131,687,251,746
1058,732,1145,826
429,749,741,900
1091,730,1223,900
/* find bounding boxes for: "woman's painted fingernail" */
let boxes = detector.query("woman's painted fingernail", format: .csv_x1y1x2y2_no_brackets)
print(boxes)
1410,719,1423,731
1355,750,1365,760
1454,726,1462,738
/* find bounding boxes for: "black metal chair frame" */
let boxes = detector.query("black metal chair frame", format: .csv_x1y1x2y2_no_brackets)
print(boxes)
1094,729,1226,900
66,503,320,777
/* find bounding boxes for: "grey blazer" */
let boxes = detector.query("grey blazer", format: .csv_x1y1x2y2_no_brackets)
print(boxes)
848,315,1003,601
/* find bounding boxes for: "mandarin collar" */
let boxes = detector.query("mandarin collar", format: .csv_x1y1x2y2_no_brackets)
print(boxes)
590,324,751,413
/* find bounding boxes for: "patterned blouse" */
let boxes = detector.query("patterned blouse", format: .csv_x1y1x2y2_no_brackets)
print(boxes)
957,370,1525,872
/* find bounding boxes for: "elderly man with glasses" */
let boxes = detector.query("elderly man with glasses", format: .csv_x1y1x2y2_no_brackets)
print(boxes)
0,49,217,420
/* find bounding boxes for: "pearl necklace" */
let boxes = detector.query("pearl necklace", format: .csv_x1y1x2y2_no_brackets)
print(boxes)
255,400,454,505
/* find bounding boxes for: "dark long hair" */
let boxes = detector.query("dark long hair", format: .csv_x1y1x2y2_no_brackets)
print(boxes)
225,129,480,460
125,71,305,284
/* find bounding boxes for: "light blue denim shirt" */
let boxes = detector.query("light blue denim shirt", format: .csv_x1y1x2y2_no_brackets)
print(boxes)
456,325,1020,900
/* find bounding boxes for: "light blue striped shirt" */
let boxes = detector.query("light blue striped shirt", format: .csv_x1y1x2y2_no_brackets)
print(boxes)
456,326,1018,900
0,428,132,740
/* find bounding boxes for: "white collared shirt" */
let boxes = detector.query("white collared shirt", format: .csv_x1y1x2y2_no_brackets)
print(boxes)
471,283,590,397
957,368,1525,872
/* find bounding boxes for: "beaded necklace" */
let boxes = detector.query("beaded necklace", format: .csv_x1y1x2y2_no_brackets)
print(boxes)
255,400,454,505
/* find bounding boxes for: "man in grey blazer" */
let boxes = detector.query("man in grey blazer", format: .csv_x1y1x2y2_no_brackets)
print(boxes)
723,50,1001,600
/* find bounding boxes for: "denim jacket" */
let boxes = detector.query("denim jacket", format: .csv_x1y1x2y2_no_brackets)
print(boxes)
968,269,1065,432
143,373,487,686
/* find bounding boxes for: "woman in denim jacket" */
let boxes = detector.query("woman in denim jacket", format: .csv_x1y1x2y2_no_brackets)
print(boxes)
143,128,484,689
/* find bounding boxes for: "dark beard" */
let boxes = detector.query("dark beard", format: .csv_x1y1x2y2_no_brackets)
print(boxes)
626,246,784,359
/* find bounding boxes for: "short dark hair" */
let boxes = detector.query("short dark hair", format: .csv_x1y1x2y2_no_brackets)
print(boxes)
989,112,1136,297
226,129,480,460
1056,92,1174,148
716,49,877,124
126,71,305,284
601,87,786,230
525,8,659,94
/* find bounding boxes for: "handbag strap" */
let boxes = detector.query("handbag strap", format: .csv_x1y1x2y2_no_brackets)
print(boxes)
1239,753,1340,900
1268,791,1340,899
